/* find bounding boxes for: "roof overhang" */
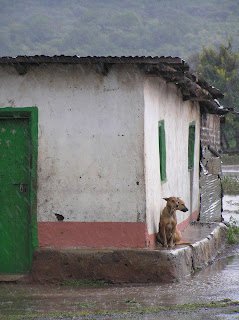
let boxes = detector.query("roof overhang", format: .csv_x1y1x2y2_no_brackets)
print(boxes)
0,55,227,114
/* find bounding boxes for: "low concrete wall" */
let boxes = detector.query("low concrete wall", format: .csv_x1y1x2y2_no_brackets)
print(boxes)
190,223,228,269
30,223,228,284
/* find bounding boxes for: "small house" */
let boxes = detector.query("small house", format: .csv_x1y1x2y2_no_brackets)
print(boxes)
0,56,227,274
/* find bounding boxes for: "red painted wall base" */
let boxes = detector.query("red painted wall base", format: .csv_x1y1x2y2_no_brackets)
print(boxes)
38,210,198,249
38,222,147,248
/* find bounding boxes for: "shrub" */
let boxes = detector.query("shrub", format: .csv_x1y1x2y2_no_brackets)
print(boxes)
227,216,239,244
222,176,239,195
222,154,239,165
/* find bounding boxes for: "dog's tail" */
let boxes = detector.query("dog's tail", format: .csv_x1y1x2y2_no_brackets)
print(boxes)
175,241,191,245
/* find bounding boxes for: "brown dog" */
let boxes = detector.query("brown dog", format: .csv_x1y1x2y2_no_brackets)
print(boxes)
156,197,188,248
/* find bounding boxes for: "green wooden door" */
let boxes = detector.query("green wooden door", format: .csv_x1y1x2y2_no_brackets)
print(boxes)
0,118,31,274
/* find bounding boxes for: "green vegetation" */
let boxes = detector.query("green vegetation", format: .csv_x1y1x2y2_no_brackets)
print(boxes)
60,301,95,308
227,216,239,244
57,279,109,287
123,298,140,304
192,40,239,153
2,299,239,319
222,176,239,195
1,1,239,154
168,299,239,310
222,154,239,165
1,0,239,59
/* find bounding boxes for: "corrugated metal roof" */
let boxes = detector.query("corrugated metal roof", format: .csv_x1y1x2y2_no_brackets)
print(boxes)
0,55,230,114
0,55,185,64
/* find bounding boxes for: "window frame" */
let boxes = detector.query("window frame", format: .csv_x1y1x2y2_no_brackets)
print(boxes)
158,120,167,182
188,121,196,170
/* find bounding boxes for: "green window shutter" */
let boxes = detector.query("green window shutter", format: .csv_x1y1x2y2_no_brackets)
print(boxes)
188,122,195,170
158,120,166,182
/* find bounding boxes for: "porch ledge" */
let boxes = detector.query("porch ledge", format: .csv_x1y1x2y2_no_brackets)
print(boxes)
29,222,228,284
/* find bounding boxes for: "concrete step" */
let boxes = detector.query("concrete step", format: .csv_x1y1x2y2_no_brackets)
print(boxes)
29,222,229,284
0,274,27,282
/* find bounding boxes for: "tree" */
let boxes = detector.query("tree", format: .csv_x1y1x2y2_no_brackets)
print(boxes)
196,39,239,152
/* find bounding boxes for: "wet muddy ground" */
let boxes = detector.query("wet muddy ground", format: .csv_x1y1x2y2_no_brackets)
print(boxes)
1,171,239,319
0,246,239,319
0,235,239,319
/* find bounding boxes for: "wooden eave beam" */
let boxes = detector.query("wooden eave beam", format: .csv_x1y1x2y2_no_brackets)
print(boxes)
141,64,214,101
13,63,29,75
178,78,213,101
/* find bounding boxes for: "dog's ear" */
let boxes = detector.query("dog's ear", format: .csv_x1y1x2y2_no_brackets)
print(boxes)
163,197,169,201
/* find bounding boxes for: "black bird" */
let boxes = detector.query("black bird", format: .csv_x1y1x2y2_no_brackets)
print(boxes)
55,213,64,221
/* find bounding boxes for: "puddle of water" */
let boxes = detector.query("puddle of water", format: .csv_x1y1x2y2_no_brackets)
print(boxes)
223,195,239,225
222,165,239,174
223,195,239,211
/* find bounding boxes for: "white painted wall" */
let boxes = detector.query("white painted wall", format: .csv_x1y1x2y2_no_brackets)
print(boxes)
144,77,200,235
0,64,146,223
0,64,200,233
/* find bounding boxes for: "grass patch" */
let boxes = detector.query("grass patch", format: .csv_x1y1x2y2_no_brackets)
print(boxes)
222,154,239,165
57,279,110,287
222,176,239,195
227,216,239,244
59,301,96,308
123,298,140,304
168,299,239,310
3,299,239,319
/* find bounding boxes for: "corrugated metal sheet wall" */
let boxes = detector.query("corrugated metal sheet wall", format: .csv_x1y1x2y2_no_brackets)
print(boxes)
199,114,222,222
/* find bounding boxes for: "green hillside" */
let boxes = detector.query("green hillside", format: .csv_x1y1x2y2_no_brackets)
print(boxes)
0,0,239,59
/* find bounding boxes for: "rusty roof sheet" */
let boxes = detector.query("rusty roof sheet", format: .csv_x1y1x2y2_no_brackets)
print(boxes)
0,55,228,113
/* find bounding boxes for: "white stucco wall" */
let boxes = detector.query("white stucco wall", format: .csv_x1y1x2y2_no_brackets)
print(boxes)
0,64,201,232
144,77,200,235
0,64,146,223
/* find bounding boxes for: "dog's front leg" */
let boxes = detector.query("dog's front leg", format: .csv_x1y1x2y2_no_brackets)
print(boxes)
169,239,174,248
169,227,176,248
161,226,168,248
